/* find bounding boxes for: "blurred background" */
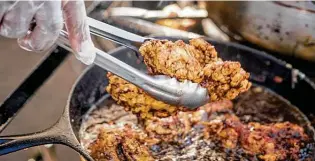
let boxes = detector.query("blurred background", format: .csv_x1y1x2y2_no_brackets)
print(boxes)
0,1,315,160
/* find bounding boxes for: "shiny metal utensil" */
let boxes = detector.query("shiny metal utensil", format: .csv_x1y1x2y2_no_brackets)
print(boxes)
106,16,203,38
57,30,209,109
103,6,208,20
87,17,149,52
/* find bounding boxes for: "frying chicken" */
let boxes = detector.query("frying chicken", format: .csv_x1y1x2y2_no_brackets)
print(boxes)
144,100,233,143
88,99,311,161
203,114,310,161
88,127,154,161
143,107,311,161
107,38,251,119
201,61,250,101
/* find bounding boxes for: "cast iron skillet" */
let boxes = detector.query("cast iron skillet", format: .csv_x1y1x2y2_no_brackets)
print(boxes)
0,37,315,161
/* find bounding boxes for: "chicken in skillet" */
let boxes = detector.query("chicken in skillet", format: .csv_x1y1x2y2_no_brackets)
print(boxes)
88,127,154,161
87,100,312,161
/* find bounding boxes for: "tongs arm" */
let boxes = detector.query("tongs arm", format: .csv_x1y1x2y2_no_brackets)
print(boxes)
57,30,208,109
103,7,208,20
87,17,149,50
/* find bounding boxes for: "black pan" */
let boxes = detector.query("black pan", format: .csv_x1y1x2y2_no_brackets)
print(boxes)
0,37,315,161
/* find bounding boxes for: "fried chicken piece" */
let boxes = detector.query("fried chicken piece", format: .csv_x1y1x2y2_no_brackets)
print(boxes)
243,122,309,161
188,38,219,65
107,38,250,118
88,128,154,161
202,99,233,113
144,116,185,143
139,39,204,82
144,100,233,143
106,73,181,119
88,129,121,161
139,38,220,83
139,38,251,101
202,61,251,101
203,114,310,161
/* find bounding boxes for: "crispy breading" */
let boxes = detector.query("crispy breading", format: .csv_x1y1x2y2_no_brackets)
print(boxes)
88,127,154,161
188,38,219,65
244,122,309,161
106,38,251,119
106,73,182,119
203,114,310,161
202,61,251,101
139,39,204,82
143,100,233,143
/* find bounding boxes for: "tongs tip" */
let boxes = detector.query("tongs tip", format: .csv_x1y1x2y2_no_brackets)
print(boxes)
178,80,209,109
151,75,209,109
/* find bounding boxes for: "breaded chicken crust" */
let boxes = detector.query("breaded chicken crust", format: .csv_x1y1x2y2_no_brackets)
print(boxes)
88,127,154,161
203,115,310,161
107,38,251,119
106,73,183,118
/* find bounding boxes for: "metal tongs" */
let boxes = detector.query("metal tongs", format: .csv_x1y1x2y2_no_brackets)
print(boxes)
103,6,208,20
57,17,209,109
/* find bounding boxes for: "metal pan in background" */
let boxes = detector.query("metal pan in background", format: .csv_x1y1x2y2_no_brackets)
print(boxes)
205,1,315,77
206,1,315,62
0,37,315,161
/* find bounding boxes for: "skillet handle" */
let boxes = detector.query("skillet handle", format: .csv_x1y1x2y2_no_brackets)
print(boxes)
0,133,56,155
0,134,94,161
0,117,95,161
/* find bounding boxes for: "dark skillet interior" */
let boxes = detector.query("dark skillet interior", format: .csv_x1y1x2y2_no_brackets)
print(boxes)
68,37,315,148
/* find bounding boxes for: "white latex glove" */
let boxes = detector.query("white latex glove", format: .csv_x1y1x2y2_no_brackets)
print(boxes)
0,1,96,65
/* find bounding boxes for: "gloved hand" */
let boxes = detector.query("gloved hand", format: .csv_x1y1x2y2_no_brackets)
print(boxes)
0,1,95,65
